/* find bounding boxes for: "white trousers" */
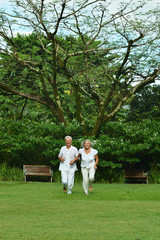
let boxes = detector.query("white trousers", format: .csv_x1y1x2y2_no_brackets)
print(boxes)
81,166,96,194
61,171,75,192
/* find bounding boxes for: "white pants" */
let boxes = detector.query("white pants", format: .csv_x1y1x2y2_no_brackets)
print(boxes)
81,166,96,194
61,171,75,192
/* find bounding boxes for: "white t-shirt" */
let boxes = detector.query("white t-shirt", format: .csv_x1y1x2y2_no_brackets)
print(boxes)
79,148,98,169
58,146,79,172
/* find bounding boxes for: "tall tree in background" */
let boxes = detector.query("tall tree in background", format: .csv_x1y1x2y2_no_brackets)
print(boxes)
127,85,160,121
0,0,160,136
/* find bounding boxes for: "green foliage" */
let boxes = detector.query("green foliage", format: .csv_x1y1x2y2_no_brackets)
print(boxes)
0,163,23,181
0,119,65,167
148,167,160,184
0,117,159,178
0,1,160,136
0,33,103,125
51,170,61,183
127,85,160,121
98,119,160,170
95,167,125,183
64,119,83,138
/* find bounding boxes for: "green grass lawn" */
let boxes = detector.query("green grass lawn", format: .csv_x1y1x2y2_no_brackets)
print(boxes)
0,182,160,240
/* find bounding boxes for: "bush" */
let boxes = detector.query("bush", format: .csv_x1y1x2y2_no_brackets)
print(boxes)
95,167,125,183
98,119,160,171
0,163,24,181
148,168,160,184
0,118,159,183
0,119,65,167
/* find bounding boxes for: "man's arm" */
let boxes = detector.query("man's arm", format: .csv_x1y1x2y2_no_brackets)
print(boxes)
59,156,65,163
70,154,81,165
58,148,65,162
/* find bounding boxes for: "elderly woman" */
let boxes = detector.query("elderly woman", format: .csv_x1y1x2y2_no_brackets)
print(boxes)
79,140,99,195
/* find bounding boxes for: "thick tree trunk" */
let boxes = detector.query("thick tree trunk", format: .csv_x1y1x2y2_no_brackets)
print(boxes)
75,84,88,135
51,39,66,125
91,102,106,137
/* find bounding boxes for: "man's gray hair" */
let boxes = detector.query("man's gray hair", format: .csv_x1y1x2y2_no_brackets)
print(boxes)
81,139,94,147
65,136,72,141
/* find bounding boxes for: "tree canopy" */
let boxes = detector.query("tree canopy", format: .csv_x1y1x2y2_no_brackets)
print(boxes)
0,0,160,136
127,85,160,121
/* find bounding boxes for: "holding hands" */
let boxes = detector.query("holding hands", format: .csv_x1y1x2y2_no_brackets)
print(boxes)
70,160,74,165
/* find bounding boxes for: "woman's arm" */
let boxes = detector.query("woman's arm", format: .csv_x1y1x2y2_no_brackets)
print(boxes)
94,154,99,169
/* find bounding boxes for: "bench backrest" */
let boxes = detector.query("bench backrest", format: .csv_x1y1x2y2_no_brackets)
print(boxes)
125,168,144,177
23,165,52,174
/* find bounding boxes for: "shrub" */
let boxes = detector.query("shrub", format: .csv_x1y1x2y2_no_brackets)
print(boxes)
0,118,159,183
95,167,125,183
0,163,24,181
148,168,160,184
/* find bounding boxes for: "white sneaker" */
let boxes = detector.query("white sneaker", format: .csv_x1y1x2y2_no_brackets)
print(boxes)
67,190,72,194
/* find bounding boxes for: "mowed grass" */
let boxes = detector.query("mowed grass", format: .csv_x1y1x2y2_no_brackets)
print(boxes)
0,182,160,240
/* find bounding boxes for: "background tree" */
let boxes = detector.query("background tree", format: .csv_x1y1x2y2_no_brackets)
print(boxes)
0,0,160,136
126,85,160,121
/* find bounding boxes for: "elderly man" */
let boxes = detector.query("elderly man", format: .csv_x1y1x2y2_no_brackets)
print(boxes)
58,136,79,194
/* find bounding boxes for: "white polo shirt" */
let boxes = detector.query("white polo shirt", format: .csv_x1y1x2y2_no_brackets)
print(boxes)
79,148,98,169
58,145,79,172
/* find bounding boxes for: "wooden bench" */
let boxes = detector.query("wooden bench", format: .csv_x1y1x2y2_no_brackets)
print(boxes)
125,168,148,184
23,165,53,182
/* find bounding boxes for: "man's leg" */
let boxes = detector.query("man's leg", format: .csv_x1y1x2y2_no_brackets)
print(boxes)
67,171,75,194
89,166,96,191
81,167,89,195
61,170,68,192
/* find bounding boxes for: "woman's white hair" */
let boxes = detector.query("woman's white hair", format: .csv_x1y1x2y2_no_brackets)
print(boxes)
65,136,72,141
81,139,94,148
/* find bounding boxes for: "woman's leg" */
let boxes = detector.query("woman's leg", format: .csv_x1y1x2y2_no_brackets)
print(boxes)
81,167,89,195
88,166,96,190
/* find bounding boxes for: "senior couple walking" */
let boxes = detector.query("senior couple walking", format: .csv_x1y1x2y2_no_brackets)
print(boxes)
58,136,99,195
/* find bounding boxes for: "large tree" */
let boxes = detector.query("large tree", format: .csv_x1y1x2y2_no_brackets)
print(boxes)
0,0,160,136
